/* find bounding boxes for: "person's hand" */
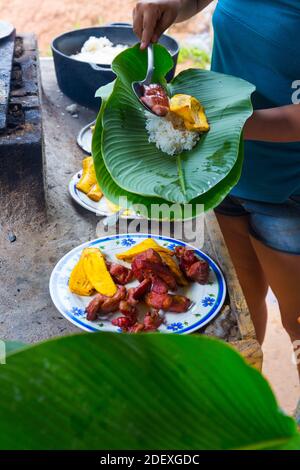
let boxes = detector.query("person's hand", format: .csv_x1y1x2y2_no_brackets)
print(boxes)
133,0,182,49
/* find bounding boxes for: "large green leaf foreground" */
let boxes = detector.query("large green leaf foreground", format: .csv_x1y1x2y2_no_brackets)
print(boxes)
93,44,255,211
0,333,299,450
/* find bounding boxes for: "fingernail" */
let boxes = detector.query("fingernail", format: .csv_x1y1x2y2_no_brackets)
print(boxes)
140,42,146,49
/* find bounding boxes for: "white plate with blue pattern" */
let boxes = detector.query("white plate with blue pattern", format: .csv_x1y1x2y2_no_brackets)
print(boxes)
49,233,226,334
69,171,139,218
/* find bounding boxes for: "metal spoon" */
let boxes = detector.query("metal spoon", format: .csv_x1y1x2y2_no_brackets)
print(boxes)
132,44,157,115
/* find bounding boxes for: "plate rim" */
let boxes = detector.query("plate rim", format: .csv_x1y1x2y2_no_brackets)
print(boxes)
49,233,227,334
0,21,15,41
76,120,95,154
69,171,139,219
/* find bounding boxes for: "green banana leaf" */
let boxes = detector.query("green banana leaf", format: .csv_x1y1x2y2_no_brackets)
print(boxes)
93,44,255,205
0,333,299,450
92,87,244,220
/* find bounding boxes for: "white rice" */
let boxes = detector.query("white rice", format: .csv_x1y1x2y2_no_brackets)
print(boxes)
71,36,128,65
145,112,200,156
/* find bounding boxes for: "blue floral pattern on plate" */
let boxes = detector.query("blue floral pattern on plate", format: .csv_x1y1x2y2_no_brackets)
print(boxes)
167,322,184,332
71,306,85,317
202,296,215,307
121,238,136,247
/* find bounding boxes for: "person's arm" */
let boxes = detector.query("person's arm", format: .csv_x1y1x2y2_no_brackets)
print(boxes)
244,105,300,142
133,0,213,49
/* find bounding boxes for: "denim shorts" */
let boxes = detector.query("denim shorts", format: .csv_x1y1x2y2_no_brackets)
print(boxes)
215,195,300,255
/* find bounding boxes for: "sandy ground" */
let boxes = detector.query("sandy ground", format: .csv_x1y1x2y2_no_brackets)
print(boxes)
263,291,299,415
0,0,213,54
1,0,299,415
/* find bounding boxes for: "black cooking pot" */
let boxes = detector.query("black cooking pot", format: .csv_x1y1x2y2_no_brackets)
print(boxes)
51,23,179,110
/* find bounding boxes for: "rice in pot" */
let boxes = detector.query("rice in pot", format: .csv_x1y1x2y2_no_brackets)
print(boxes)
71,36,128,65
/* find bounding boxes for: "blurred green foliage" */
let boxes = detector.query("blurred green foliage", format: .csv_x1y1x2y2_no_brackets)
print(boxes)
178,46,211,69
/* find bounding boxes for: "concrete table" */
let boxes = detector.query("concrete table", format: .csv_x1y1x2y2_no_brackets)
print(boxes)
0,58,262,369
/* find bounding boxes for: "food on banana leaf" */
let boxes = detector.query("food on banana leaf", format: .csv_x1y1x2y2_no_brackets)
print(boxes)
76,157,102,202
140,83,169,116
143,89,209,155
145,111,200,156
116,239,173,262
92,44,255,213
170,94,210,133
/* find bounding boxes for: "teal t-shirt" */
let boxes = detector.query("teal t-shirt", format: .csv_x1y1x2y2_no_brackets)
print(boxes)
211,0,300,202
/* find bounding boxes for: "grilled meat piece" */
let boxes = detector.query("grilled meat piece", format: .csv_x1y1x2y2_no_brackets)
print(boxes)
145,292,172,311
174,246,209,285
86,286,127,321
132,248,162,275
108,263,134,285
133,278,152,299
141,84,169,117
143,310,163,331
119,300,138,320
132,249,177,290
186,260,210,284
127,288,139,307
151,276,169,294
85,295,103,321
174,246,198,269
145,291,191,313
112,316,135,330
127,278,152,306
169,295,191,313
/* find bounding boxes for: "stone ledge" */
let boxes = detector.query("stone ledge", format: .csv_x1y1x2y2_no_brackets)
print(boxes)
0,33,45,223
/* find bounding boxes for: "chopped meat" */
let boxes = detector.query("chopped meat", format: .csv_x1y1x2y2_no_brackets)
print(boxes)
174,246,210,285
143,261,177,290
132,278,152,300
151,276,169,294
112,316,135,330
145,292,172,311
86,286,126,321
108,263,134,285
119,300,137,320
132,249,177,290
174,246,198,269
140,84,169,117
186,260,210,284
127,278,152,307
99,286,127,313
85,295,103,321
143,84,167,97
145,292,191,313
132,248,162,275
128,322,145,333
169,295,191,313
143,310,163,331
127,288,139,307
